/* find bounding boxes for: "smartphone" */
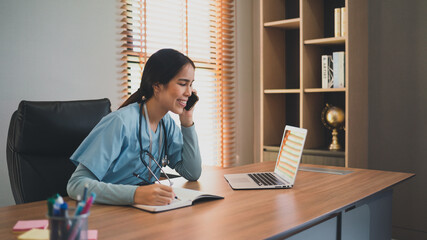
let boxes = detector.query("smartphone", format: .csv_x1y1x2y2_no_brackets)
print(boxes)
184,92,199,111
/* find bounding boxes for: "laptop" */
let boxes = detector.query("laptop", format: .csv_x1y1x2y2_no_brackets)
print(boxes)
224,125,307,190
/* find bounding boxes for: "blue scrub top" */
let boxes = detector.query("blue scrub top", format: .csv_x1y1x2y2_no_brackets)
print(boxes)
70,102,183,185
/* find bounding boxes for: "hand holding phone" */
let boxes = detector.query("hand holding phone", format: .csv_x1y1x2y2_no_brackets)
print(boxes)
184,92,199,111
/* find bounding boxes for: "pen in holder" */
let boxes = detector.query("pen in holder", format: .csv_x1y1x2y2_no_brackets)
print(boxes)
48,208,90,240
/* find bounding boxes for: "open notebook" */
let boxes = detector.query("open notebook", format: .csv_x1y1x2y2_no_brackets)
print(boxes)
224,125,307,190
133,187,223,213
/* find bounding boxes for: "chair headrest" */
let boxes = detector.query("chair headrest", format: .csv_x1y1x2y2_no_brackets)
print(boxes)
9,98,111,156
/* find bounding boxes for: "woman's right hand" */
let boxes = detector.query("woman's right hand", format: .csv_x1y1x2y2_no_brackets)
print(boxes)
134,184,175,205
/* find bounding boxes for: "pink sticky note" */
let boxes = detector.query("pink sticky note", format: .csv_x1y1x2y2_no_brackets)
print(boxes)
13,220,49,232
88,229,98,240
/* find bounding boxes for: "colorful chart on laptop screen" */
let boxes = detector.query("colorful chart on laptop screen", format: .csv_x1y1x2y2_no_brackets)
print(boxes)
276,129,305,179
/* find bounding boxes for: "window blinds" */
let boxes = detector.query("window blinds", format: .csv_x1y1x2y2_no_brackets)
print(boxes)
120,0,236,167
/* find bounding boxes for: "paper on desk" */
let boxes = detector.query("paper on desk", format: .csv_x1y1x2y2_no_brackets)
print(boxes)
18,229,49,240
13,220,48,232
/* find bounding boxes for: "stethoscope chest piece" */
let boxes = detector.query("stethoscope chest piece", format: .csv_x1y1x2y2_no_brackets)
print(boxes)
162,155,169,167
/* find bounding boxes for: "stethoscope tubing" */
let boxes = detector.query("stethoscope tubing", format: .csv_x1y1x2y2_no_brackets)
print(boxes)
136,102,172,185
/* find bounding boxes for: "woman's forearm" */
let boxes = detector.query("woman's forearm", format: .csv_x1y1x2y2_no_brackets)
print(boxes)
174,124,202,181
67,164,137,205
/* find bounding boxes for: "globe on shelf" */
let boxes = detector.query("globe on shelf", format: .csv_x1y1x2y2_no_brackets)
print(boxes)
321,104,345,150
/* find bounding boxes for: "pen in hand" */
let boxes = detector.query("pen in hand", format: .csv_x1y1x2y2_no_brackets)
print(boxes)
173,191,180,201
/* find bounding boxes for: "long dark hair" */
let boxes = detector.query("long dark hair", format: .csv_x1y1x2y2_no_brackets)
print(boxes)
120,48,195,108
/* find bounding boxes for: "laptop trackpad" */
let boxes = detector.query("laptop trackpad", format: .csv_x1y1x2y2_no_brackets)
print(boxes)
232,177,252,183
225,174,254,184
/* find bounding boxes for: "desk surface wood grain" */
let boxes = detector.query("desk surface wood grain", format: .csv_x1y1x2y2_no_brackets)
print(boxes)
0,162,414,240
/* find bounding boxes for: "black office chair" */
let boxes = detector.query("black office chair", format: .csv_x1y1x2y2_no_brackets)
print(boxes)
6,99,111,204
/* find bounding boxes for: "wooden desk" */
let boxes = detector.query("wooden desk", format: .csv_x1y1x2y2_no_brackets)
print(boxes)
0,162,413,240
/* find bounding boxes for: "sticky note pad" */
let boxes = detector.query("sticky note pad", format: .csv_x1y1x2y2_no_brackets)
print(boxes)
13,220,49,232
88,229,98,240
18,229,49,240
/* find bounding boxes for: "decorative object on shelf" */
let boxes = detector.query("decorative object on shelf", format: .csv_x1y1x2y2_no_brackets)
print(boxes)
321,104,345,150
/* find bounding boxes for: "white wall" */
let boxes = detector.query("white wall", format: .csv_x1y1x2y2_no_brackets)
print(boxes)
0,0,122,207
0,0,255,207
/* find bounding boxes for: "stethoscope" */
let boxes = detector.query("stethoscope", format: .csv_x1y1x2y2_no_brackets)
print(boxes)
133,102,173,186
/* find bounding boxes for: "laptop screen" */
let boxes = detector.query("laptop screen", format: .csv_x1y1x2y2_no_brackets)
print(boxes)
274,126,307,185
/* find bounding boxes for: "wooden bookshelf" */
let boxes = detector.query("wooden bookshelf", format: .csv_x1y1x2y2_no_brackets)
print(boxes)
256,0,368,168
263,146,346,166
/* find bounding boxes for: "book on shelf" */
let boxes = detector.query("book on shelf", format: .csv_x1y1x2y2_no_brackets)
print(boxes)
334,8,341,37
321,55,333,88
133,187,224,213
333,51,345,88
341,7,347,37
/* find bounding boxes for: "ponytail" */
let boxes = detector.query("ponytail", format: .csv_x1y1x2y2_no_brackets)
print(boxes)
119,88,144,109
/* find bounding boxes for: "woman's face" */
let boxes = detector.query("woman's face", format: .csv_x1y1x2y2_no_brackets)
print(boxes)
155,63,195,114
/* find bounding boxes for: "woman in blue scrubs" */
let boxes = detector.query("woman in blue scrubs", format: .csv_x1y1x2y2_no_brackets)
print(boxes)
67,49,202,206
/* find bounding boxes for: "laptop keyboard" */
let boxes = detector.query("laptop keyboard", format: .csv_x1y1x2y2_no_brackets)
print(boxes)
248,173,286,186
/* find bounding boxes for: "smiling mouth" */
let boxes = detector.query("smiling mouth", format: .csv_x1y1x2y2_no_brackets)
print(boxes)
177,99,187,107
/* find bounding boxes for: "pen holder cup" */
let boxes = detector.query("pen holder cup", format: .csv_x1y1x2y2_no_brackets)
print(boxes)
48,209,90,240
